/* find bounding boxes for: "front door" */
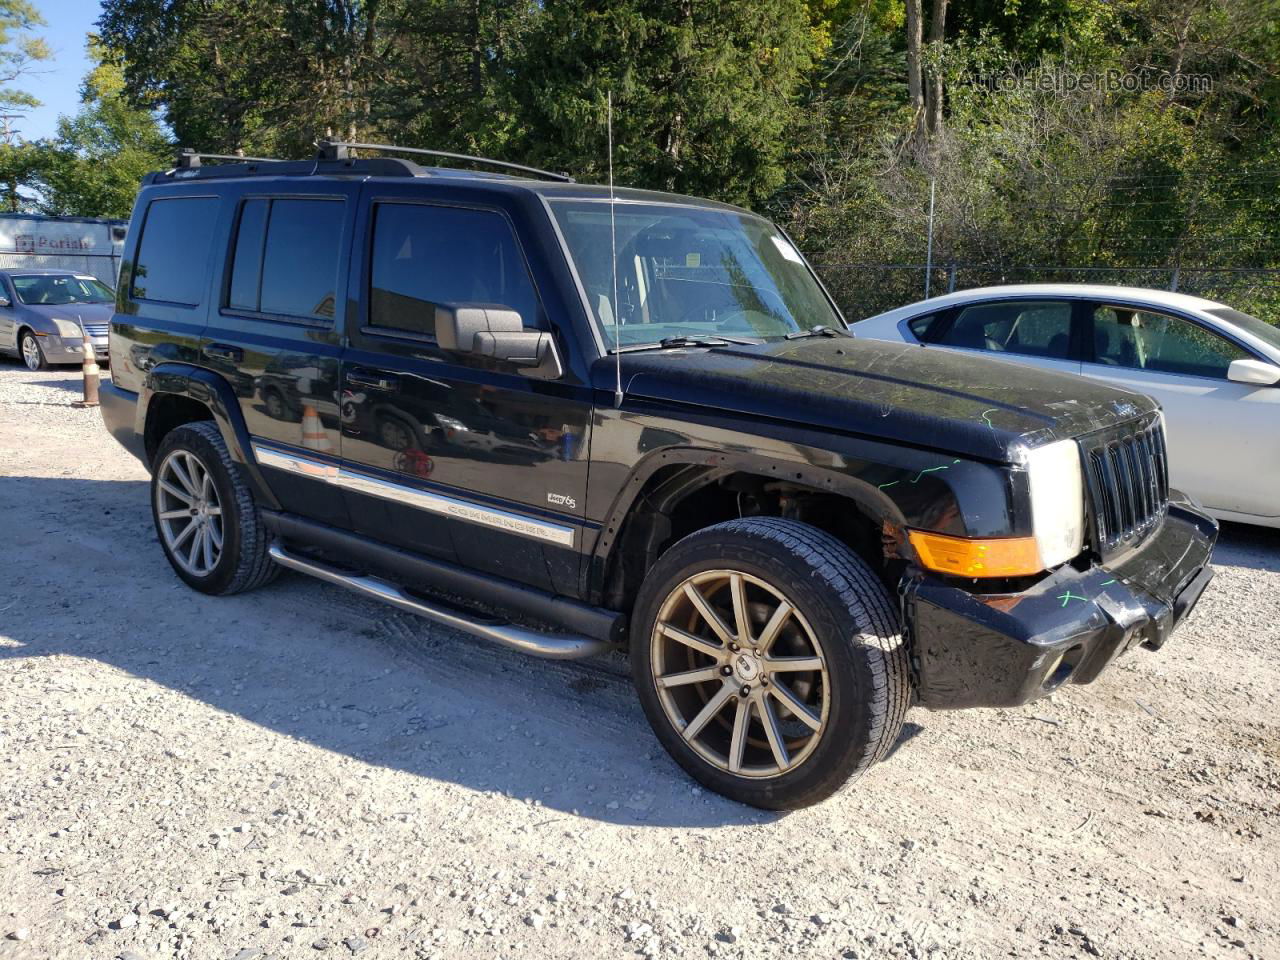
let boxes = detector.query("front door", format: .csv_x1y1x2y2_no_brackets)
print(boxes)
339,189,593,593
199,183,358,528
1081,303,1280,519
0,276,17,352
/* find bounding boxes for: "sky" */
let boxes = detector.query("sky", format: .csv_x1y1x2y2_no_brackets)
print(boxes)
16,0,102,142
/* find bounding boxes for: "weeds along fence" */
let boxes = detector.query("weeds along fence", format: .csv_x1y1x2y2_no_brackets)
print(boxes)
815,263,1280,323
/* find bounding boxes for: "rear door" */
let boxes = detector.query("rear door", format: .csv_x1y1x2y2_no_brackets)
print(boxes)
923,298,1084,377
199,182,358,527
338,185,593,591
1081,303,1279,518
0,275,17,351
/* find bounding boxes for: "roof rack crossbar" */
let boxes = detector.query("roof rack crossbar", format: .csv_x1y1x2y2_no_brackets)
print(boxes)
176,148,284,169
315,140,573,183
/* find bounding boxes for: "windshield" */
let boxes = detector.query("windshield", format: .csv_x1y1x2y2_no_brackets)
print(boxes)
549,200,841,349
1205,307,1280,354
12,274,114,306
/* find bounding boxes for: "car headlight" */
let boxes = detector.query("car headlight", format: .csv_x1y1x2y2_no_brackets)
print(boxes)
1026,439,1085,569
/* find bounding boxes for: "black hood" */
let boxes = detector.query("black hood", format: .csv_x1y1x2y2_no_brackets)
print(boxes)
607,337,1158,462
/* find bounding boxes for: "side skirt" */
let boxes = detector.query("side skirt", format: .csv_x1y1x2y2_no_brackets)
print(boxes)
261,510,624,653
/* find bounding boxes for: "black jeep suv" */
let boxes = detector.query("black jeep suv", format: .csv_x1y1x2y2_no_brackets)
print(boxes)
100,143,1216,809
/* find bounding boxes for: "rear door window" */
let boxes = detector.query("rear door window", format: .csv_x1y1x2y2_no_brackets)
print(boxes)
1091,306,1249,379
131,196,221,305
225,197,345,322
367,202,541,339
936,300,1074,359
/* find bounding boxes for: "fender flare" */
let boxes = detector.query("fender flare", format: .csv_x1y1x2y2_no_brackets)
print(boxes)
141,362,282,511
585,445,913,602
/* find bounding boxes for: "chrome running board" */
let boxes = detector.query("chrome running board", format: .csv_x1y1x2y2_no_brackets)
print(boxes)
268,543,610,660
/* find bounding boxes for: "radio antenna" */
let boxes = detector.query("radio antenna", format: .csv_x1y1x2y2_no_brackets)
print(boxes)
608,90,623,408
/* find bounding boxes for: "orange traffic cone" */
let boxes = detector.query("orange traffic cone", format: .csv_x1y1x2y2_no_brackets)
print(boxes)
301,403,333,455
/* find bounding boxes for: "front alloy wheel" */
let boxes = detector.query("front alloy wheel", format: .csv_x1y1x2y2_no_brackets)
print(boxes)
20,331,47,371
632,518,910,809
651,569,830,778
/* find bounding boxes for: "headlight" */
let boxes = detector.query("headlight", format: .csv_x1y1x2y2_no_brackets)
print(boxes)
1026,439,1085,569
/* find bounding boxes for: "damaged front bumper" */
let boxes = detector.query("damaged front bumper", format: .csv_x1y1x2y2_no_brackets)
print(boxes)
905,495,1217,710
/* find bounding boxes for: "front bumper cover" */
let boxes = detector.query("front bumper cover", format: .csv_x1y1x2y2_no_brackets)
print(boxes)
906,496,1217,710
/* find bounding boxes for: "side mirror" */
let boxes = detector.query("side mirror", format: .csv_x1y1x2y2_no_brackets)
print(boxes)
1227,357,1280,386
435,303,562,379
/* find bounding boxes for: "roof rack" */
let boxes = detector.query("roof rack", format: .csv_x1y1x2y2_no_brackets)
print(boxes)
175,148,283,169
315,140,574,183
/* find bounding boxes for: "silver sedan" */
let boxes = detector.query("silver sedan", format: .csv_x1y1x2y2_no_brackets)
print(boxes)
0,269,114,370
854,284,1280,529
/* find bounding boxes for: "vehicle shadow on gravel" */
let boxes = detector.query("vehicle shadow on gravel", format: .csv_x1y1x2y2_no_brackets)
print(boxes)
0,475,795,828
1214,522,1280,572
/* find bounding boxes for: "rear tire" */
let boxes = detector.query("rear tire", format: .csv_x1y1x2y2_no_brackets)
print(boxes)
631,518,910,810
151,421,279,596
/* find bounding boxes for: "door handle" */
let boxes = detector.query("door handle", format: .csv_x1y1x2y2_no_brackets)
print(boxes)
204,343,243,362
347,369,399,390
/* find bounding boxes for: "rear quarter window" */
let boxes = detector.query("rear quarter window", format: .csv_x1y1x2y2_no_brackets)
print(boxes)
131,196,221,305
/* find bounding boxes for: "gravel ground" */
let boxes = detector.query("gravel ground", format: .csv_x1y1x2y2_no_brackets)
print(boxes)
1,361,1277,960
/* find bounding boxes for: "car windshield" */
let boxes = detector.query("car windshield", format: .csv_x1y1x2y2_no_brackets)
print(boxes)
549,200,841,349
1204,307,1280,354
11,274,115,306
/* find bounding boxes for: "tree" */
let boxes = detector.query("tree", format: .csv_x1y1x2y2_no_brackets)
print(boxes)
33,39,172,218
506,0,816,205
0,0,49,210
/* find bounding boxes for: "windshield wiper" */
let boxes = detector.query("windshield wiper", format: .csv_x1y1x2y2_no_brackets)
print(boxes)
785,324,854,340
611,335,760,354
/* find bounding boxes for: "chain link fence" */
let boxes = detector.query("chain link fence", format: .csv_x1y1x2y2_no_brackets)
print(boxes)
815,263,1280,322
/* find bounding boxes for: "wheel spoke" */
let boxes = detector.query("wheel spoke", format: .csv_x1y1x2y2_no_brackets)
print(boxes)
169,517,198,550
769,680,822,731
169,457,198,496
681,682,734,742
658,622,725,660
201,524,215,570
727,697,751,773
759,696,791,771
765,655,823,673
682,583,735,647
755,600,793,655
187,525,203,569
655,665,722,689
208,520,223,551
158,479,192,504
199,464,212,500
158,508,191,521
730,573,752,646
204,506,221,517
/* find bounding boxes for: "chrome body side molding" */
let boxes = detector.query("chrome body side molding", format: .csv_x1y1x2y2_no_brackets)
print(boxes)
252,443,576,548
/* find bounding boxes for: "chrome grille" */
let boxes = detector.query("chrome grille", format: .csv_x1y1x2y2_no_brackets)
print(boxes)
1084,418,1169,554
82,322,109,338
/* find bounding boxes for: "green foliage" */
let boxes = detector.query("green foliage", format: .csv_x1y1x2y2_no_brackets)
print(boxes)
0,0,48,113
30,39,171,218
79,0,1280,319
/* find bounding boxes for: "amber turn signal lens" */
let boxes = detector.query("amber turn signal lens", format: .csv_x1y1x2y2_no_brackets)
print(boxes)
908,530,1043,578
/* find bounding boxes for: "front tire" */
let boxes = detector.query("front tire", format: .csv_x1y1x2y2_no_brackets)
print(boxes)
19,330,47,371
151,421,279,596
631,518,910,809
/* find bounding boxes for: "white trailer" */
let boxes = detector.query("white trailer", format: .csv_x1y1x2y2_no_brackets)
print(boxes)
0,214,128,287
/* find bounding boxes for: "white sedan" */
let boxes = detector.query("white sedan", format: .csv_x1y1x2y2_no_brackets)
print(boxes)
854,284,1280,528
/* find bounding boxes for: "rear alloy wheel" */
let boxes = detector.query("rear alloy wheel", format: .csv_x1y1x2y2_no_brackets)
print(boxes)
151,421,279,595
20,330,47,371
632,518,910,809
155,448,225,578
